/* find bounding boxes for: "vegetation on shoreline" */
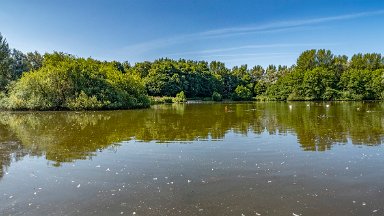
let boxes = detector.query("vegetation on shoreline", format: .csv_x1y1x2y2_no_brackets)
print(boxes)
1,32,384,110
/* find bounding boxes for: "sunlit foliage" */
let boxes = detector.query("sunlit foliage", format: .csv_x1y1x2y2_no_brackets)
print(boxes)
1,31,384,110
2,52,150,110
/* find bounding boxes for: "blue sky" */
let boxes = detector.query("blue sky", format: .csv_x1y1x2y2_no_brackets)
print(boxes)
1,0,384,67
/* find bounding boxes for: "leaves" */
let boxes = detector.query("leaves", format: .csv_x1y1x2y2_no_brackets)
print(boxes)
2,53,150,110
1,32,384,107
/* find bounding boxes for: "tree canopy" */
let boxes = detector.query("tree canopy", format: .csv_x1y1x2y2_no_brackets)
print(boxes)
2,52,150,110
0,32,383,111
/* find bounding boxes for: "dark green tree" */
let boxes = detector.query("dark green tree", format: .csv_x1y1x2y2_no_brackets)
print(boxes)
25,51,43,71
0,33,12,90
10,49,29,79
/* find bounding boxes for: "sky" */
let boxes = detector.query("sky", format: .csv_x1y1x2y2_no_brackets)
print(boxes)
1,0,384,67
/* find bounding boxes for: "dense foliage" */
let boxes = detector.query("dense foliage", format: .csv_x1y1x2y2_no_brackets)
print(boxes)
212,91,223,101
128,50,383,102
1,51,149,110
0,32,384,110
263,50,384,101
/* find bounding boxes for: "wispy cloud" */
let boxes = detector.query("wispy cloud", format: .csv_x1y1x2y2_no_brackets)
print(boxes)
200,10,384,37
120,9,384,55
198,52,294,58
210,53,299,67
165,43,336,57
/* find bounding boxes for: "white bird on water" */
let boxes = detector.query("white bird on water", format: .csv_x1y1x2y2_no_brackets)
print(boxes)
289,105,293,110
326,104,330,108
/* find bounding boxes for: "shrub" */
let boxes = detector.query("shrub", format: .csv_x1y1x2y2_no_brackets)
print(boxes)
339,91,364,101
2,53,150,110
212,91,222,101
66,91,104,110
149,96,174,104
173,91,187,103
321,88,340,100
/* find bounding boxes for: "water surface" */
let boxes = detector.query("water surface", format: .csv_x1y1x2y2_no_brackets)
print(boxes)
0,102,383,215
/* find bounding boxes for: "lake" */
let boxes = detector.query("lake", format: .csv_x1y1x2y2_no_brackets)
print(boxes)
0,102,383,215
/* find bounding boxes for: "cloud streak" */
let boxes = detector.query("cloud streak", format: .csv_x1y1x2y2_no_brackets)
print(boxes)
200,10,384,38
120,9,384,55
165,43,337,57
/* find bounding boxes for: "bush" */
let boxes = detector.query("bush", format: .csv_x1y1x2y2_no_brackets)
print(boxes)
2,53,150,110
232,85,253,101
212,91,222,101
322,88,340,100
339,91,364,101
66,91,104,110
149,96,174,104
255,95,271,101
173,91,187,103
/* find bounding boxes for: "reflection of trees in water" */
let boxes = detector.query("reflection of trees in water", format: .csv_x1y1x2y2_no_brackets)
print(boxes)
0,102,383,175
0,141,28,178
0,123,29,179
277,102,384,151
0,112,123,167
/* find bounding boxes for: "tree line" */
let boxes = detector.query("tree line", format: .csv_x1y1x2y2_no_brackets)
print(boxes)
1,33,383,110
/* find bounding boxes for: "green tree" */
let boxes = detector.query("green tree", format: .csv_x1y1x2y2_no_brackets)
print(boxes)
349,53,383,70
302,68,337,100
233,85,252,101
3,53,150,110
10,49,29,80
296,49,317,72
25,51,44,71
0,33,12,90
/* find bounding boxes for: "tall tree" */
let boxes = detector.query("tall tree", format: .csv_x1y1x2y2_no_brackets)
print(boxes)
0,33,12,90
10,49,29,79
25,51,43,71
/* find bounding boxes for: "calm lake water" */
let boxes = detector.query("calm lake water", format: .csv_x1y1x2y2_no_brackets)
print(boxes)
0,102,383,216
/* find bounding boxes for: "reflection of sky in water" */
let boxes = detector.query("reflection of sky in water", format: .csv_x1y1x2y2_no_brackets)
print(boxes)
0,102,383,215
